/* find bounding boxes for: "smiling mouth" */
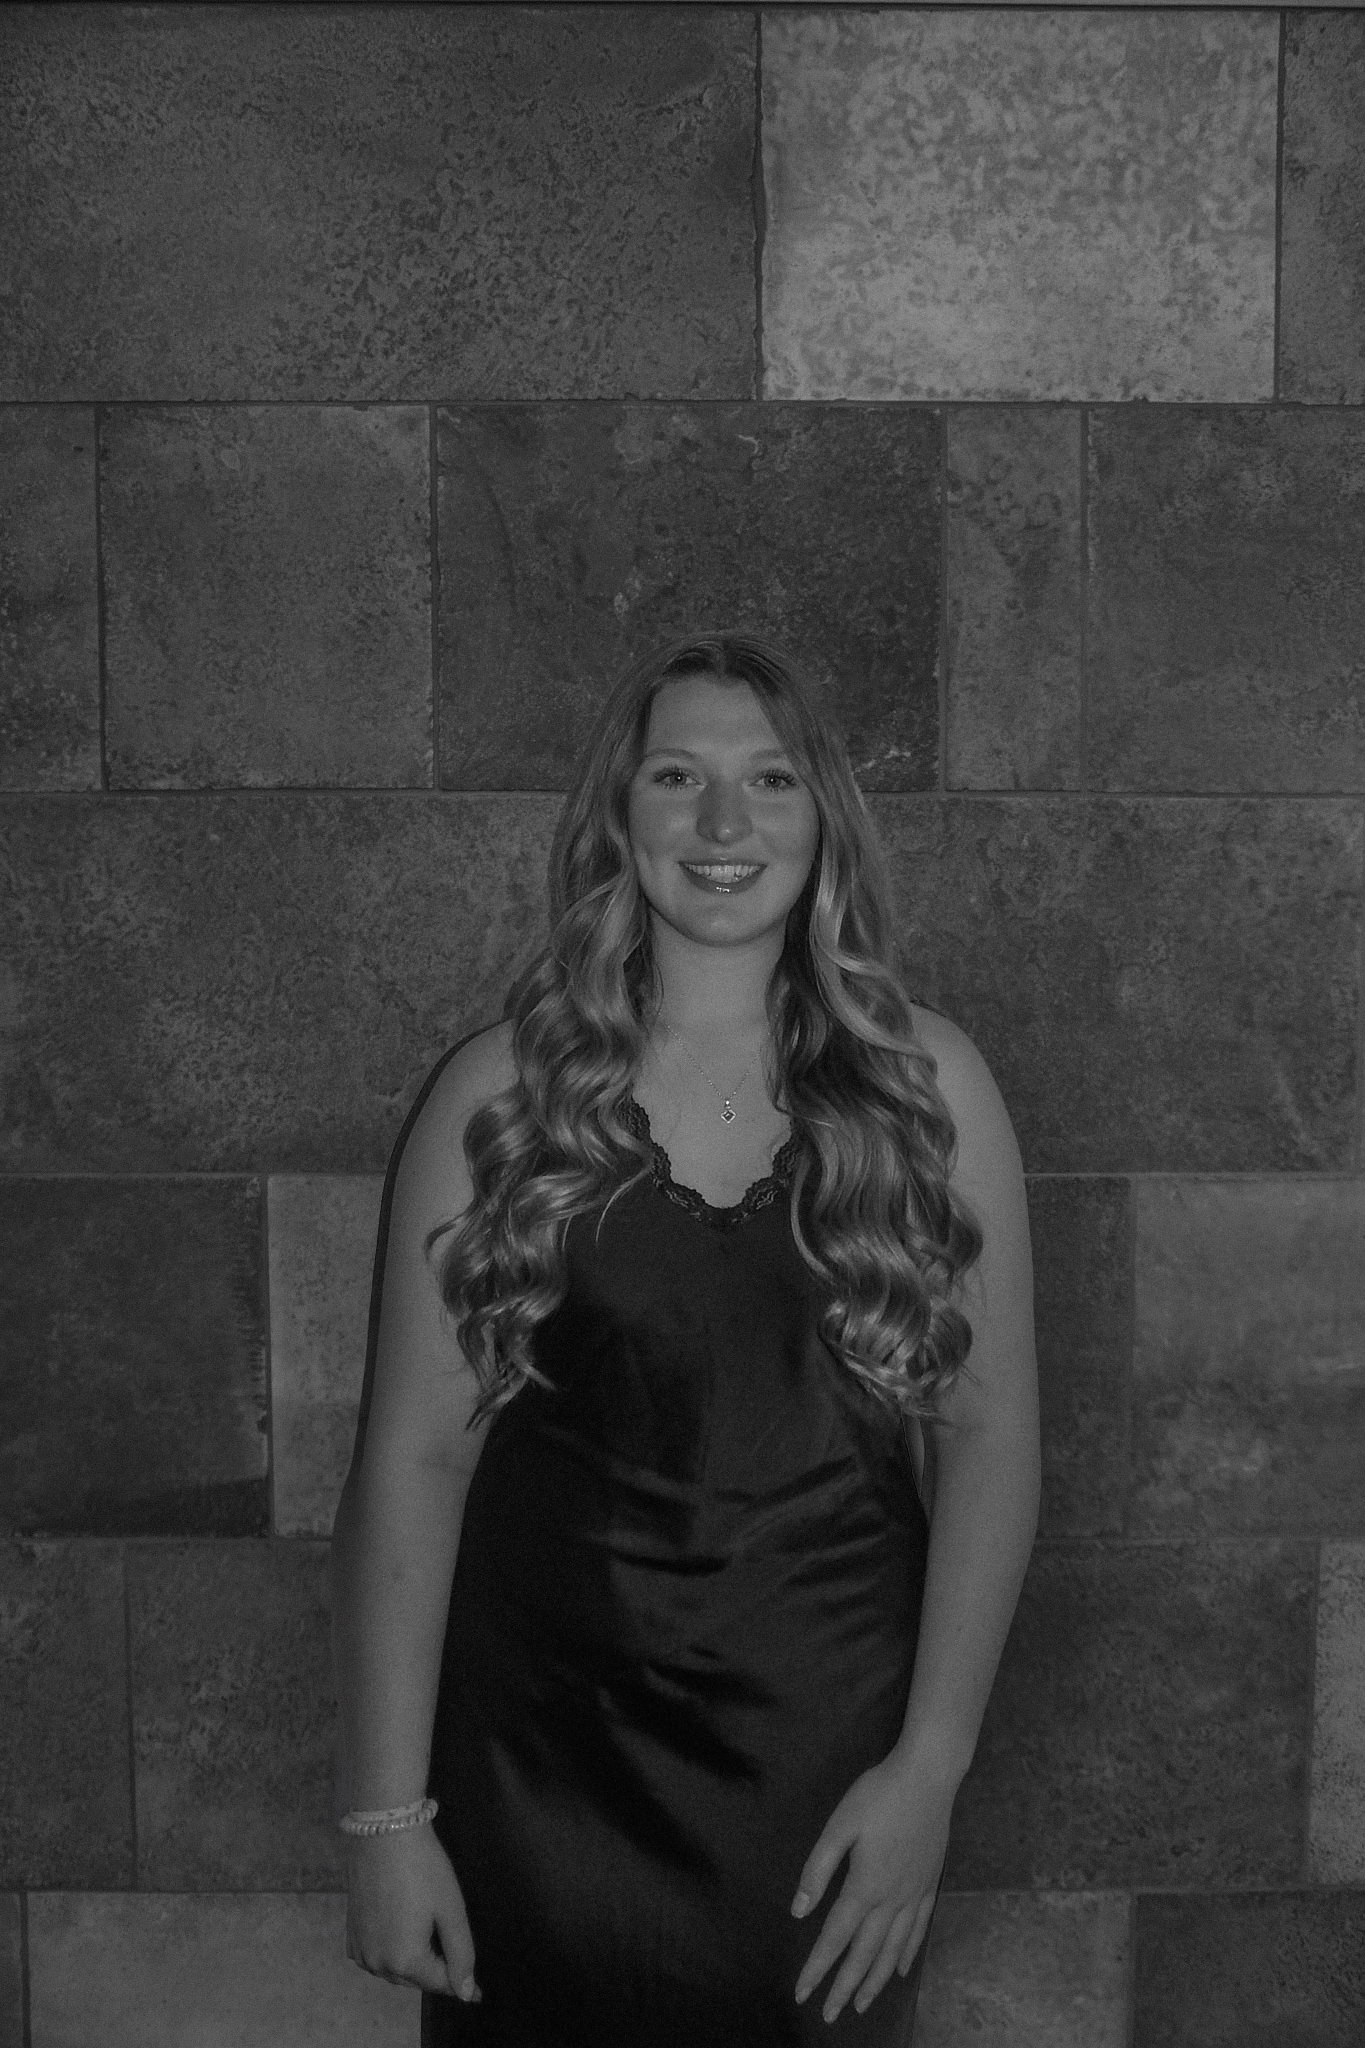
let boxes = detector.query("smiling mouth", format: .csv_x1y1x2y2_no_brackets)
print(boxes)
680,862,764,880
678,861,766,895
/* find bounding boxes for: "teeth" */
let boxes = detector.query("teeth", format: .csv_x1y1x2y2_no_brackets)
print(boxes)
683,863,762,879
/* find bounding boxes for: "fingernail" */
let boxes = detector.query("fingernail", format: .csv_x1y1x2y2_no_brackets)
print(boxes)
458,1976,477,2001
824,2004,839,2024
791,1890,811,1917
795,1985,810,2005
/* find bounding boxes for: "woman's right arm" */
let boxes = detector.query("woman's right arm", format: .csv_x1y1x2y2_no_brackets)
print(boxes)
329,1022,514,2001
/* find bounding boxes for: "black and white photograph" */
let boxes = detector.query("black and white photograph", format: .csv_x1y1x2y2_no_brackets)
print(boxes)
2,3,1363,2043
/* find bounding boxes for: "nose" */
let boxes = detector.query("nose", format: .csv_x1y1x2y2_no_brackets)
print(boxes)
694,781,752,844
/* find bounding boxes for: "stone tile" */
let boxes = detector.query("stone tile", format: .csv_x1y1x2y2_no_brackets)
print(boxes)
0,1178,266,1536
1028,1179,1132,1539
0,8,753,404
0,406,99,789
270,1175,385,1538
1133,1890,1365,2048
945,1540,1314,1888
875,796,1360,1174
1310,1541,1365,1883
1088,410,1365,791
1282,16,1365,404
945,410,1082,790
437,404,941,790
0,792,556,1173
28,1891,419,2047
0,1894,22,2048
0,1539,130,1888
1130,1181,1365,1536
128,1539,340,1889
917,1891,1129,2048
762,12,1277,402
101,406,430,788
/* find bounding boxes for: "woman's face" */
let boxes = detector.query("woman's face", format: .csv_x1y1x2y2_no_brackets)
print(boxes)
626,672,821,953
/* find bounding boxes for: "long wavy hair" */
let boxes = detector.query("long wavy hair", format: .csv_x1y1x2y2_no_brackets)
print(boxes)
426,629,983,1435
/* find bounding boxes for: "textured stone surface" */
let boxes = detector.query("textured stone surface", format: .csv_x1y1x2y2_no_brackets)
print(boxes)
129,1540,339,1889
917,1892,1129,2048
946,1540,1313,1888
0,5,754,404
945,410,1082,790
1028,1179,1132,1538
763,12,1277,402
874,796,1360,1174
1130,1181,1365,1536
3,794,1359,1178
0,1894,21,2048
1282,16,1365,404
0,1539,130,1887
270,1175,385,1538
438,404,941,790
0,792,557,1173
102,406,430,788
0,1178,266,1536
1133,1890,1365,2047
1088,410,1365,791
0,406,99,789
1310,1542,1365,1883
27,1891,419,2047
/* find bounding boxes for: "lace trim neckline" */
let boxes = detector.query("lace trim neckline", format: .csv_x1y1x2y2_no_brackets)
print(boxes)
622,1093,800,1227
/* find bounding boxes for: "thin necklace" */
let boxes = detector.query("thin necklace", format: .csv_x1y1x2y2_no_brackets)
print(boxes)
659,1020,754,1125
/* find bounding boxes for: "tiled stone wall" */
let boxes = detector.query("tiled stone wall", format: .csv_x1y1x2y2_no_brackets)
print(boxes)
2,6,1362,2045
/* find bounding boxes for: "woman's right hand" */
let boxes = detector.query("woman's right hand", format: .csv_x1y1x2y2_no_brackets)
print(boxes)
343,1824,482,2002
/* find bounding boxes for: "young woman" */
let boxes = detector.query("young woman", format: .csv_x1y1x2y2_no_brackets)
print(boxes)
330,630,1040,2045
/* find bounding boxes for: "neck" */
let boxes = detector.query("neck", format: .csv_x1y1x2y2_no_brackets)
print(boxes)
643,916,784,1043
655,1011,769,1041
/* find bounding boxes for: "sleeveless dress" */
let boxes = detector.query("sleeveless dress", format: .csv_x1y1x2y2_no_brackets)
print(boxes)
422,1096,942,2047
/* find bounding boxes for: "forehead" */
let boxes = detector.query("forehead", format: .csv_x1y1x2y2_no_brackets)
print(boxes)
642,674,786,752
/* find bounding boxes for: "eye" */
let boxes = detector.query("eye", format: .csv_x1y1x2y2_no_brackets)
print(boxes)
650,768,799,789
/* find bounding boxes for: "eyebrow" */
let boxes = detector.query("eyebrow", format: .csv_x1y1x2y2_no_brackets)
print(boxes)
641,745,793,763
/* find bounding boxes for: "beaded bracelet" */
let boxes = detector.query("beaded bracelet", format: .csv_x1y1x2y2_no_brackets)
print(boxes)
337,1796,439,1837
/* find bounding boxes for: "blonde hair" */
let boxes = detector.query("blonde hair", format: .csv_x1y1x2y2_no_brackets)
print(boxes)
426,629,982,1432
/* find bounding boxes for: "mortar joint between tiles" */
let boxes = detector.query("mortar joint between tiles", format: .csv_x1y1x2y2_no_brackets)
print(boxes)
1119,1171,1136,1543
1301,1535,1321,1886
751,8,765,403
429,405,441,792
1078,408,1090,793
262,1177,277,1540
122,1544,138,1889
1273,11,1287,405
19,1887,31,2048
1358,810,1365,1175
94,404,109,793
938,408,949,794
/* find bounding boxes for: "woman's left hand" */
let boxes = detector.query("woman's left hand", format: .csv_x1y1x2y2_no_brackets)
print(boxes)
790,1741,959,2024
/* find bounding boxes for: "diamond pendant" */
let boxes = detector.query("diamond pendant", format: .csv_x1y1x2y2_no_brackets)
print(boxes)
721,1103,736,1123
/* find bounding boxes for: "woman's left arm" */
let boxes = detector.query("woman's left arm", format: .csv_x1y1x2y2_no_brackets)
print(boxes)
791,1013,1041,2023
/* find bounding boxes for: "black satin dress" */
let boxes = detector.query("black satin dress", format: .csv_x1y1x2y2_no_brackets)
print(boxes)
422,1098,942,2048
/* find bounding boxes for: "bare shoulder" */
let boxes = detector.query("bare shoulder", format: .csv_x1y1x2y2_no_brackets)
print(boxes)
908,1002,1020,1174
908,1003,1038,1441
415,1018,518,1145
349,1020,519,1486
394,1019,518,1228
